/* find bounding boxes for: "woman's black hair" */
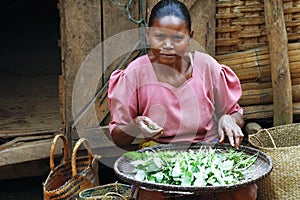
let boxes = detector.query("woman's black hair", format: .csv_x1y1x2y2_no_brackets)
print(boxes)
148,0,191,32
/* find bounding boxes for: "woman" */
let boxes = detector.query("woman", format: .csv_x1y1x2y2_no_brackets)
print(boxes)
108,0,257,199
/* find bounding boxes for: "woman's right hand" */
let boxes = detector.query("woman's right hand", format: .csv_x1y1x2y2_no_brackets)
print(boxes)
134,116,164,140
111,116,163,147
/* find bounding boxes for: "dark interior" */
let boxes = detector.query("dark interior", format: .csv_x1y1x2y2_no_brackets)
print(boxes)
0,0,62,134
0,0,61,76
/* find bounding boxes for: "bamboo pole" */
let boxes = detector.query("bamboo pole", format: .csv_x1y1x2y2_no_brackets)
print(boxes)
264,0,293,125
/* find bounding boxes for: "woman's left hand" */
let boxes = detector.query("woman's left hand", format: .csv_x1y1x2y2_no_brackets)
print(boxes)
218,114,244,149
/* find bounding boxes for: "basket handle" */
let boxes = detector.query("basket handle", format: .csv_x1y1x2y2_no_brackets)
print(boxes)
264,129,277,148
49,134,69,171
71,138,93,177
249,129,277,148
103,192,127,200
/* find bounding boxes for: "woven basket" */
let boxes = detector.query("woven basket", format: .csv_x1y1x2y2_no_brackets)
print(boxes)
78,182,134,200
248,123,300,200
43,135,100,200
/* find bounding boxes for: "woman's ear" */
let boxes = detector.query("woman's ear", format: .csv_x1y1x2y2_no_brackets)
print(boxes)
188,30,194,45
189,30,194,39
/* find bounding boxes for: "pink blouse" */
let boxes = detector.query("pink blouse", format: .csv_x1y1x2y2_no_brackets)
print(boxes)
108,51,243,143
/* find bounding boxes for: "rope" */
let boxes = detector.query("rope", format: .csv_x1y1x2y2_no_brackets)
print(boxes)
125,0,147,54
126,0,145,24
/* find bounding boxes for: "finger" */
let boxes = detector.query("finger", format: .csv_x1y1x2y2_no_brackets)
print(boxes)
227,131,235,147
234,129,244,149
143,118,162,130
219,129,225,143
142,118,153,129
152,130,164,140
232,130,239,149
142,117,155,128
151,122,162,130
138,120,150,132
139,121,163,138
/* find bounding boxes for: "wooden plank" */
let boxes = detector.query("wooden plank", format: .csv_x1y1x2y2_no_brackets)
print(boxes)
102,1,139,40
241,82,272,91
59,0,102,145
243,102,300,120
264,0,293,125
188,0,216,56
216,13,244,19
59,75,66,126
239,85,300,106
0,129,56,139
0,135,54,151
0,139,55,166
239,88,273,106
216,25,243,33
216,1,244,8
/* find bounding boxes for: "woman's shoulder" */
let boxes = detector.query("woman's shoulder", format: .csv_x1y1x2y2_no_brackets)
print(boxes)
193,51,240,82
125,54,151,71
193,51,219,64
192,51,222,74
110,54,152,82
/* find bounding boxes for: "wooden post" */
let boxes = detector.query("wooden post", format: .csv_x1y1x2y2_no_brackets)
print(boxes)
264,0,293,125
187,0,216,56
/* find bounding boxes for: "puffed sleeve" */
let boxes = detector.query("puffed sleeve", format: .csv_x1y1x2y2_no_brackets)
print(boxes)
214,65,243,118
108,70,138,133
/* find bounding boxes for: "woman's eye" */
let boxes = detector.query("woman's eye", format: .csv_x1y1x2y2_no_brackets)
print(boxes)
173,35,184,41
155,34,165,39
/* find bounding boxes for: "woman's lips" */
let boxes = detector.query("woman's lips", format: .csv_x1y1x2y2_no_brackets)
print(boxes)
160,53,176,57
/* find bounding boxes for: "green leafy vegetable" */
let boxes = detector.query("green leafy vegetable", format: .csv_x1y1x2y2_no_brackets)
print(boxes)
124,148,257,187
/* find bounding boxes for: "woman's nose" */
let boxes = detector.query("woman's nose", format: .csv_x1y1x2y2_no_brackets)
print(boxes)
163,39,173,50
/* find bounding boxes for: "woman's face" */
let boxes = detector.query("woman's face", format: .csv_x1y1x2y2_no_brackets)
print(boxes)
147,16,193,66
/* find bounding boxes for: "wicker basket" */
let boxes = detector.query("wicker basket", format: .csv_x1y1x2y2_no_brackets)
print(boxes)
43,135,99,200
248,123,300,200
78,182,134,200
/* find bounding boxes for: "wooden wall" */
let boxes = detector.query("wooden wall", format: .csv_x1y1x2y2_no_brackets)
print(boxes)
59,0,140,144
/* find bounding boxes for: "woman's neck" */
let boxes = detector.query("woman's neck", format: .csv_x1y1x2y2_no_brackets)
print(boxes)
150,53,192,87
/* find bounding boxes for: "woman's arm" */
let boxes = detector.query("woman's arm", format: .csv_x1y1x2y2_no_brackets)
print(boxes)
111,121,140,148
111,116,164,148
